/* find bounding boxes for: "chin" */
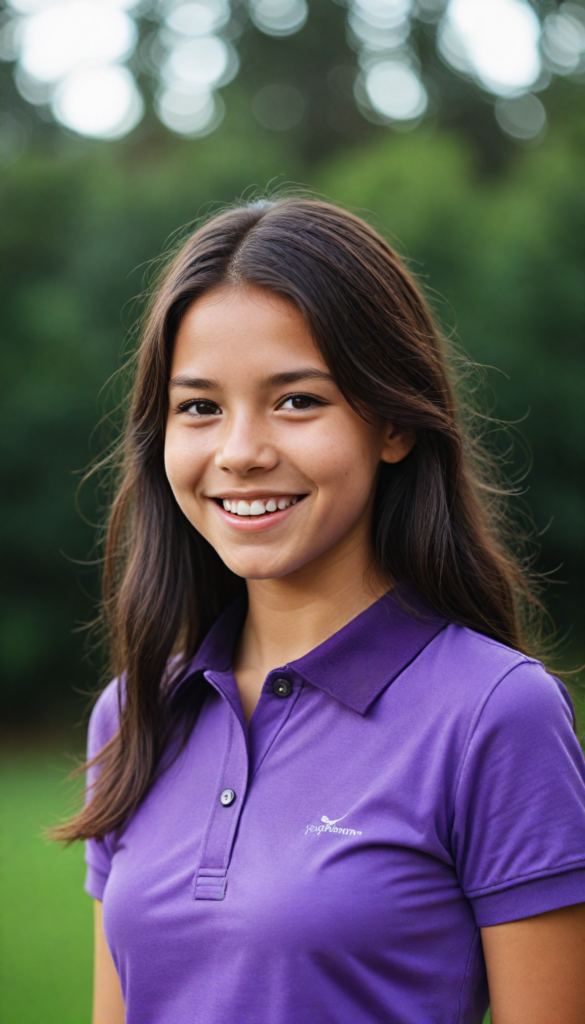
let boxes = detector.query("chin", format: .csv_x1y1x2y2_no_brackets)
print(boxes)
227,563,298,582
222,552,316,581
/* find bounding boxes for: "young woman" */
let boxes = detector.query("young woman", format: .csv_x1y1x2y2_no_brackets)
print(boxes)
60,199,585,1024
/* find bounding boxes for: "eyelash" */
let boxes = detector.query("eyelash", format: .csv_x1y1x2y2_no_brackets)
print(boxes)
277,393,326,411
178,399,221,417
177,393,326,417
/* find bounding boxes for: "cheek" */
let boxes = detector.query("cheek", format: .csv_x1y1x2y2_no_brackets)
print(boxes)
295,419,381,498
164,427,207,497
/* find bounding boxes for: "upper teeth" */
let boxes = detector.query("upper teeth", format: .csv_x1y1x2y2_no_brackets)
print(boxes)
222,496,298,516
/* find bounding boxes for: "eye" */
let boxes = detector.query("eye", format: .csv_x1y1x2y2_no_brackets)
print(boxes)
179,399,221,417
278,393,325,411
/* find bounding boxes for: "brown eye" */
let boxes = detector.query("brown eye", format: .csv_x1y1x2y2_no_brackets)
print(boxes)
183,400,221,416
280,394,324,411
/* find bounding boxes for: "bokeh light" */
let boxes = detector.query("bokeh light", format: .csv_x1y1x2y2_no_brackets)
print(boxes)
52,64,143,138
165,0,231,37
348,0,412,51
542,3,585,75
346,0,427,126
439,0,541,96
162,35,234,89
17,1,136,82
7,0,141,10
249,0,308,38
3,0,144,139
157,0,238,136
363,59,428,120
495,92,547,139
156,85,225,136
14,65,53,105
0,0,582,143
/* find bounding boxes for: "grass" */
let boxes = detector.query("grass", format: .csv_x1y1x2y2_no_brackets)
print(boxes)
0,746,92,1024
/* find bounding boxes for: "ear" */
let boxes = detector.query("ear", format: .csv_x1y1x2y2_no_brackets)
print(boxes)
380,424,416,465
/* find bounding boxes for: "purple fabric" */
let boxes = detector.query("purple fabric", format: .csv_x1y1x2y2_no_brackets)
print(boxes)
85,589,585,1023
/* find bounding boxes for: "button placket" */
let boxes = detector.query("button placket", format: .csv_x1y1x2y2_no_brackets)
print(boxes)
193,674,249,901
247,672,303,781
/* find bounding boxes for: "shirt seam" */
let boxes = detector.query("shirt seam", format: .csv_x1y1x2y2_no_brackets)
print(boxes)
456,927,480,1024
85,861,109,880
465,858,585,897
451,652,536,811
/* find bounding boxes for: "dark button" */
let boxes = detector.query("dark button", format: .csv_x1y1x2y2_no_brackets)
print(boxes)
273,677,292,698
220,788,236,807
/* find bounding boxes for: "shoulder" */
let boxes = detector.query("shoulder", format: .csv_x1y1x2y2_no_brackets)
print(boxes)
430,621,529,681
87,678,121,760
428,622,572,717
428,629,578,777
396,622,576,753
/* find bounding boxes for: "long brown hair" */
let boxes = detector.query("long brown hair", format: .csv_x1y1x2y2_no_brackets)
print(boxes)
56,198,543,843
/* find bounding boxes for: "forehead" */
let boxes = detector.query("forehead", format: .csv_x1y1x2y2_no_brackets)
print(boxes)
170,286,326,378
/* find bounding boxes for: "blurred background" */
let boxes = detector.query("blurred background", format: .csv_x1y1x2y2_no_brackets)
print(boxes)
0,0,584,1020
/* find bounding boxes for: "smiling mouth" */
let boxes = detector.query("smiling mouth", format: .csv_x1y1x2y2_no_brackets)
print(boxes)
214,495,306,517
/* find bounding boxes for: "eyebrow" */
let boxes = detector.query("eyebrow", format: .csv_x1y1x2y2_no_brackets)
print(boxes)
168,376,219,390
262,369,334,387
168,369,334,390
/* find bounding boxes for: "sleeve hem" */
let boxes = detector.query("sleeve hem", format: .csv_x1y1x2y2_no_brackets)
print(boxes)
466,856,585,896
85,864,109,901
470,866,585,927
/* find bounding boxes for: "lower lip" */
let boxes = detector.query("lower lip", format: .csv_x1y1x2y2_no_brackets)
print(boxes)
211,500,303,532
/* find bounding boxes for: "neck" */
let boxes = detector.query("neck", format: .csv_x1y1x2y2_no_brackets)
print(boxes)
235,530,390,683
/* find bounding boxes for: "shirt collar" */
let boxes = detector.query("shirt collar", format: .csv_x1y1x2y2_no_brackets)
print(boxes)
185,586,446,715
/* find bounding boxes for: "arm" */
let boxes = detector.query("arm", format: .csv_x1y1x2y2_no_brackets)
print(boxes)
482,902,585,1024
93,900,125,1024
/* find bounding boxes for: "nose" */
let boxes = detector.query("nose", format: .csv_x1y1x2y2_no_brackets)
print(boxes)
214,410,278,476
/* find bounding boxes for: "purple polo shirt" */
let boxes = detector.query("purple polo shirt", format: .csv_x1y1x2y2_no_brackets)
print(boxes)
85,590,585,1024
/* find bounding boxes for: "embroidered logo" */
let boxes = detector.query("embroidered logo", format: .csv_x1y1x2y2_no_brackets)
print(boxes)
304,813,362,837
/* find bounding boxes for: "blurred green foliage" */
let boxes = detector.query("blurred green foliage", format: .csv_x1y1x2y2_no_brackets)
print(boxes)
0,101,583,720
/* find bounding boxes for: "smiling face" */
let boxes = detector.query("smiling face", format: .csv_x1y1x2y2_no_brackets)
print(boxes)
164,286,412,583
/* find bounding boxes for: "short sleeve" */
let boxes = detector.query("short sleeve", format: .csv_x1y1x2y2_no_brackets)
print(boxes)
84,679,121,901
452,660,585,927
